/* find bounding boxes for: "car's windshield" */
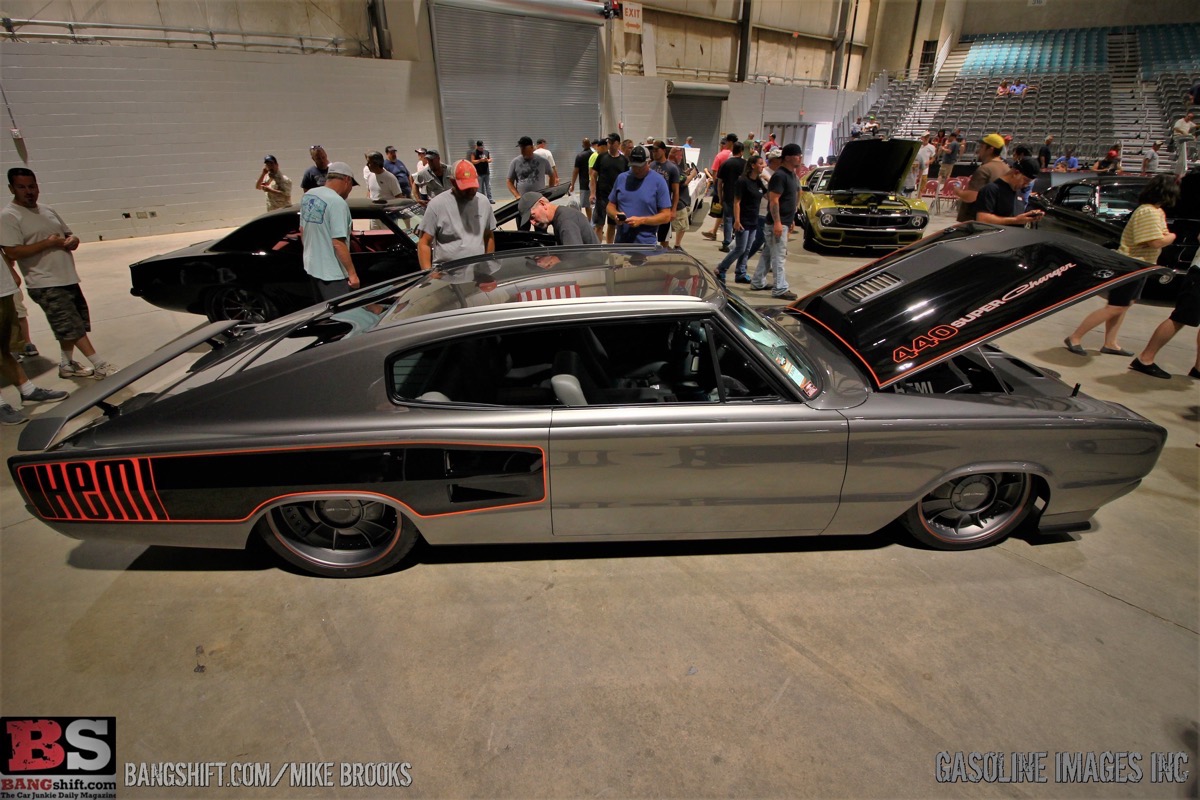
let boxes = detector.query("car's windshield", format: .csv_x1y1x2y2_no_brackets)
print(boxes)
723,294,821,399
384,205,424,244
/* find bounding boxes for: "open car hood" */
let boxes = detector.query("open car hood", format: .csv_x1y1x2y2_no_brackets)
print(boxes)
493,183,570,225
827,138,920,195
789,223,1167,389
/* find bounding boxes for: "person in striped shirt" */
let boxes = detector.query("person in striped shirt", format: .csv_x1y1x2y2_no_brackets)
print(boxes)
1065,175,1179,358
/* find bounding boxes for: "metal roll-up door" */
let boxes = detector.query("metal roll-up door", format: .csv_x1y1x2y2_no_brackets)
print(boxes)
430,1,601,180
666,81,731,168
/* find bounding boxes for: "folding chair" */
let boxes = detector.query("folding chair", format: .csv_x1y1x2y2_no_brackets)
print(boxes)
937,178,965,216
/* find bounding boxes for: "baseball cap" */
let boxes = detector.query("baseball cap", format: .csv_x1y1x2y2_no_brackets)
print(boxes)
476,140,484,146
1107,149,1119,158
766,148,783,159
451,159,479,189
592,138,606,146
1014,157,1040,180
651,139,668,151
781,143,803,157
518,136,534,147
326,161,355,179
517,191,544,226
425,148,440,158
981,133,1006,150
415,147,427,155
628,145,651,164
263,154,277,163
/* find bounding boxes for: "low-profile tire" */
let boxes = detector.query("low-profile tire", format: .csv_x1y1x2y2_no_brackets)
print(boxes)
206,286,279,323
258,496,418,578
901,472,1033,550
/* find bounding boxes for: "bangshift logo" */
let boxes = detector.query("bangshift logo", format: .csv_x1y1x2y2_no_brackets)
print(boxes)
2,718,115,774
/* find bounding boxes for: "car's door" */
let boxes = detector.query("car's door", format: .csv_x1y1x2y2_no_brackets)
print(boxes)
349,213,420,287
546,315,847,537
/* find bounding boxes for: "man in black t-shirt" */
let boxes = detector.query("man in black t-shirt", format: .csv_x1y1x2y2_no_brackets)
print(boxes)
570,137,595,215
468,140,492,201
715,141,746,251
650,140,681,244
1038,135,1054,171
589,134,629,243
975,158,1044,225
750,143,802,300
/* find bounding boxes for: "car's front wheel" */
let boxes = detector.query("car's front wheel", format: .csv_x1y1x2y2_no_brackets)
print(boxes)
901,472,1033,550
259,496,419,577
206,286,279,323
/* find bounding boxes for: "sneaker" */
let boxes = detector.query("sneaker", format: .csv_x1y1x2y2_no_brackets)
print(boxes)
734,275,752,284
59,360,95,379
0,405,28,426
21,386,69,403
1128,358,1170,379
718,245,731,252
771,291,799,301
1189,367,1200,380
750,284,774,292
90,362,119,379
23,343,39,357
700,231,717,240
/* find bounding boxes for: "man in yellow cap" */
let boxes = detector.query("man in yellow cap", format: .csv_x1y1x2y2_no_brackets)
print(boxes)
417,160,496,270
954,133,1013,222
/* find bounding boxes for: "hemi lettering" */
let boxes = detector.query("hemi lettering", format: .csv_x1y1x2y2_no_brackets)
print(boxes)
24,459,165,522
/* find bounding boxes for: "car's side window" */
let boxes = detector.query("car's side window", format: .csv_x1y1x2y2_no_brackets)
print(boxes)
1060,185,1095,211
387,318,781,407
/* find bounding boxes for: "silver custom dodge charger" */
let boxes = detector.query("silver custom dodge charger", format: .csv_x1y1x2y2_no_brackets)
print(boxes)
10,224,1166,577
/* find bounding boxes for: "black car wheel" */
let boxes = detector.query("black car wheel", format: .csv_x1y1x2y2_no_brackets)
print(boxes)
902,472,1033,550
260,496,419,578
206,286,279,323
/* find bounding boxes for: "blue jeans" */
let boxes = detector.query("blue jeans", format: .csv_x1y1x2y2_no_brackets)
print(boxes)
742,215,768,273
715,228,752,281
579,188,590,216
721,207,734,247
752,227,790,295
478,173,493,201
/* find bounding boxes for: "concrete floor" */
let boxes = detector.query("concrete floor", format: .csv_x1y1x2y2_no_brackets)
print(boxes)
1,210,1197,799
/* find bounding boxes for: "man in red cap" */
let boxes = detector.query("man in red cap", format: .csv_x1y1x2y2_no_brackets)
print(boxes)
417,159,496,270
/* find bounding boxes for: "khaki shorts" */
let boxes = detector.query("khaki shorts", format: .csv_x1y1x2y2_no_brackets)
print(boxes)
672,207,689,232
938,163,954,181
0,294,15,360
12,289,27,318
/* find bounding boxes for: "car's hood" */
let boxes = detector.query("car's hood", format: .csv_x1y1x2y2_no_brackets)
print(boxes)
828,138,920,195
493,183,570,225
789,223,1168,389
131,238,218,264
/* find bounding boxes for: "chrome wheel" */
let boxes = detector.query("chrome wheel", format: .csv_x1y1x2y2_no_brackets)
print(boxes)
261,497,417,577
207,287,278,323
904,472,1032,549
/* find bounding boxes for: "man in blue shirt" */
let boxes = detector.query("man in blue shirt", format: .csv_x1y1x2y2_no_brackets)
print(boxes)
606,146,672,245
300,162,359,301
382,146,412,197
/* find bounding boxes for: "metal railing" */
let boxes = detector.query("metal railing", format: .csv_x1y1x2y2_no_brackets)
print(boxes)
0,17,371,55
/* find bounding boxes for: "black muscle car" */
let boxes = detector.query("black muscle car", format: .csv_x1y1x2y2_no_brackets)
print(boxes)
129,185,568,322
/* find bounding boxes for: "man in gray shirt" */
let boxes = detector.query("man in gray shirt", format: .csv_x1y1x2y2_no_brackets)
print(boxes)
519,192,598,245
418,160,496,270
507,137,553,204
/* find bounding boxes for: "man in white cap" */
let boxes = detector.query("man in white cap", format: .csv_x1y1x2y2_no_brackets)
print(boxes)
418,160,496,270
300,161,359,301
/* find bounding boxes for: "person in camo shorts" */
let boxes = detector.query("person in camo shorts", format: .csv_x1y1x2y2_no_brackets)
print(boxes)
1,168,116,380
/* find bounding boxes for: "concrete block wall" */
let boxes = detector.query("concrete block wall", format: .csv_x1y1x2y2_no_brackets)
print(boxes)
0,42,440,241
606,73,861,152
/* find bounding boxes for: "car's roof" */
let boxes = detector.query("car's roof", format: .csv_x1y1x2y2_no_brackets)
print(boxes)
357,245,722,329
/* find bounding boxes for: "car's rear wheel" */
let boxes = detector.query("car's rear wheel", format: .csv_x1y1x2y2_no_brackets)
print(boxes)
259,496,418,577
902,472,1033,550
206,286,279,323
